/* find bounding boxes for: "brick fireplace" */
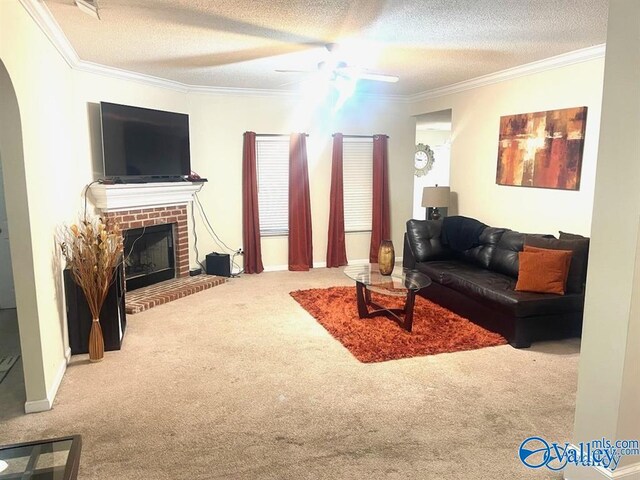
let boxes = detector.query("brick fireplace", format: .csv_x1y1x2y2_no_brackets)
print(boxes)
103,204,189,279
89,182,226,314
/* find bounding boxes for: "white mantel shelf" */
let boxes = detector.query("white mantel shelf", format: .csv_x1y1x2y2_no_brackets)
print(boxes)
89,182,204,212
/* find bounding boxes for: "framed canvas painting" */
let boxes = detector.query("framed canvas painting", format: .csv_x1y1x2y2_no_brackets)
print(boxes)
496,107,588,190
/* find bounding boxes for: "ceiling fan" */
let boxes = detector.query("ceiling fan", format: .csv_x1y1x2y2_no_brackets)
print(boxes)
275,44,399,84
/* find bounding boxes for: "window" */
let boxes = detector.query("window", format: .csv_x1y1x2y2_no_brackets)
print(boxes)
343,137,373,232
257,136,289,236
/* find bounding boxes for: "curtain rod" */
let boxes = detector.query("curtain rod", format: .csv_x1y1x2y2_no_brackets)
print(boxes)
256,133,309,137
332,134,389,138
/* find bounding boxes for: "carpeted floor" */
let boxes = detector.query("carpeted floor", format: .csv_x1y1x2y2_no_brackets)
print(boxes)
290,286,507,362
0,269,579,479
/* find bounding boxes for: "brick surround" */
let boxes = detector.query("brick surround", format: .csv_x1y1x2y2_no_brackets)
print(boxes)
103,204,189,278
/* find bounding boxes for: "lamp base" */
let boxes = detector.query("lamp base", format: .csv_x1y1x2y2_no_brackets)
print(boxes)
431,208,442,221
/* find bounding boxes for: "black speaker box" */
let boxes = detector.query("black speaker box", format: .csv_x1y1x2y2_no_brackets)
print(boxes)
64,263,126,354
206,252,231,277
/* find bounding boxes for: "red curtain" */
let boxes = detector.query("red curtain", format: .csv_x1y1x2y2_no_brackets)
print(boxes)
288,133,313,271
326,133,348,267
370,134,391,262
242,131,264,274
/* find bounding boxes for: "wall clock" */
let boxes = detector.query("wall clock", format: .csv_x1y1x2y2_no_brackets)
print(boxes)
414,143,435,177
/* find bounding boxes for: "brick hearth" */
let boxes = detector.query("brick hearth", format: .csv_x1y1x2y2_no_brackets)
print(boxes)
125,275,226,314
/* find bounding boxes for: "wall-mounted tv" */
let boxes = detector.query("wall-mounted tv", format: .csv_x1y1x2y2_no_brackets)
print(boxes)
100,102,190,180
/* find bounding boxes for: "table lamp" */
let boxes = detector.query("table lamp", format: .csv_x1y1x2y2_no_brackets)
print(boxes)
421,185,450,220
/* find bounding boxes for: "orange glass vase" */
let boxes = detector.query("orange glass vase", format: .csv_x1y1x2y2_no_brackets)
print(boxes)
378,240,395,276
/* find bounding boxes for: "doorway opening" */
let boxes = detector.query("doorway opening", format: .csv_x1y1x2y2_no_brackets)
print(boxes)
0,59,25,415
413,109,453,219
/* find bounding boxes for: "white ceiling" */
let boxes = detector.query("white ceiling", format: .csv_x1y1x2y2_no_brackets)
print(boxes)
42,0,609,96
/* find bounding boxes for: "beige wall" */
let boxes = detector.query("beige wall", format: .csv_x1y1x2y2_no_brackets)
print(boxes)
568,0,640,477
1,0,415,410
186,93,414,269
410,59,605,236
73,74,416,270
0,0,77,410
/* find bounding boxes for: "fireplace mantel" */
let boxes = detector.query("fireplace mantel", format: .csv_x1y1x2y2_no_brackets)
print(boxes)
90,182,203,212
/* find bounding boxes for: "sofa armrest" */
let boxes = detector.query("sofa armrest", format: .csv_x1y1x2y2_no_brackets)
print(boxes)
403,233,417,269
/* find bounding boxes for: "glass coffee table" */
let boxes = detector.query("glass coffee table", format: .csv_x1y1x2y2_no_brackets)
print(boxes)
343,264,431,332
0,436,82,480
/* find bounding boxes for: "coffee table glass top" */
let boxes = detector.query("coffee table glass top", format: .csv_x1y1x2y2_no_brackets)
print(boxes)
0,436,81,480
343,264,431,297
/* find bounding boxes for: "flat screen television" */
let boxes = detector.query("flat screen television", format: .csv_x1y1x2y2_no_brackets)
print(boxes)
100,102,190,180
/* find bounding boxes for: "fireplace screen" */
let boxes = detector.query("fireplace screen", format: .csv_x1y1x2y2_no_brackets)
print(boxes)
124,224,175,290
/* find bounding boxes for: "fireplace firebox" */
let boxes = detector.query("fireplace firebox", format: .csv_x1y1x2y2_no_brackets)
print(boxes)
124,224,175,291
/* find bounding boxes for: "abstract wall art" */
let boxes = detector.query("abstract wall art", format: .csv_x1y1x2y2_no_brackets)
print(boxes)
496,107,588,190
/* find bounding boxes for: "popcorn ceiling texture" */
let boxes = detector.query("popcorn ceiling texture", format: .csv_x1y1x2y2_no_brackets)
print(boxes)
43,0,608,95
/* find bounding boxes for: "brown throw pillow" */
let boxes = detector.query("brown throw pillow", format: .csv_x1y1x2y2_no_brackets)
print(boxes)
524,235,590,293
516,248,573,295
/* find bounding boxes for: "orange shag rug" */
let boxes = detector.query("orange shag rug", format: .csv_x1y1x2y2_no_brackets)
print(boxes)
290,286,507,363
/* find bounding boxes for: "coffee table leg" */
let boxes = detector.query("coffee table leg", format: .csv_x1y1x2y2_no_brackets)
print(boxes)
355,282,370,318
403,290,416,332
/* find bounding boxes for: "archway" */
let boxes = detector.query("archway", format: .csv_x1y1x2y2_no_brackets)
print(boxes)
0,59,48,414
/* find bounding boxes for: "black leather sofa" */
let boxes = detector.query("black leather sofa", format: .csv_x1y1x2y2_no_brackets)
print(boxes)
402,216,587,348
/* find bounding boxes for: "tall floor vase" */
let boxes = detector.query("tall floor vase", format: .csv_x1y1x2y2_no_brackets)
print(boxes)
89,318,104,362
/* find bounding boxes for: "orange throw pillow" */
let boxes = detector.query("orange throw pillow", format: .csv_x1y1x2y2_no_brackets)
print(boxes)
515,248,573,295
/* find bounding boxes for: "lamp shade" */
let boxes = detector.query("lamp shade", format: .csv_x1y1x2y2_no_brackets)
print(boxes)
421,186,450,208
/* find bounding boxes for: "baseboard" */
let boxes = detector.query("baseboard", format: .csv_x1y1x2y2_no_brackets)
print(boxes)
262,258,400,272
564,446,640,480
24,349,70,414
263,264,289,272
24,396,51,414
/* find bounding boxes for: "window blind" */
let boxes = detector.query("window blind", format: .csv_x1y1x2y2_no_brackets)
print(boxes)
343,138,373,232
257,137,289,236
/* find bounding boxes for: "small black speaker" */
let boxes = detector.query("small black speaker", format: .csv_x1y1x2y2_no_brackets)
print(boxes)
206,252,231,277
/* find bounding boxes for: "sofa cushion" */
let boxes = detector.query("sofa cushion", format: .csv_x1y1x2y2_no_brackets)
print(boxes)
462,227,506,269
405,219,451,262
525,235,590,293
559,231,588,240
489,230,524,278
515,248,572,295
417,260,584,318
489,231,557,279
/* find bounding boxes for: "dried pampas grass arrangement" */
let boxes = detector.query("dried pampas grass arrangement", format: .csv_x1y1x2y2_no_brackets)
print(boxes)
61,217,123,362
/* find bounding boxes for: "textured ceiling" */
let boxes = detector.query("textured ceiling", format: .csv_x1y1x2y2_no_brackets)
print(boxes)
43,0,609,95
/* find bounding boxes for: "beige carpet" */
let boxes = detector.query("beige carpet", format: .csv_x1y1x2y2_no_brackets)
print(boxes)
0,269,579,479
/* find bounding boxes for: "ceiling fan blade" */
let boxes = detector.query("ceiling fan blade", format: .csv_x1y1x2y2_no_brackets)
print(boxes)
358,72,399,83
275,69,314,74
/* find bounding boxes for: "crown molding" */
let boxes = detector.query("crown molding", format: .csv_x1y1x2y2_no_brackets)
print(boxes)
408,44,606,103
18,0,80,68
20,0,605,103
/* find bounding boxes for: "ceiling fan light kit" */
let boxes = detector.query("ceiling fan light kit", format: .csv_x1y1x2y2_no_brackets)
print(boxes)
275,43,399,87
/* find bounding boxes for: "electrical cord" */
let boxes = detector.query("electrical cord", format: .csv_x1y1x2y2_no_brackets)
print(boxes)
192,191,244,276
123,225,147,265
193,192,236,252
83,180,102,221
190,198,208,273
